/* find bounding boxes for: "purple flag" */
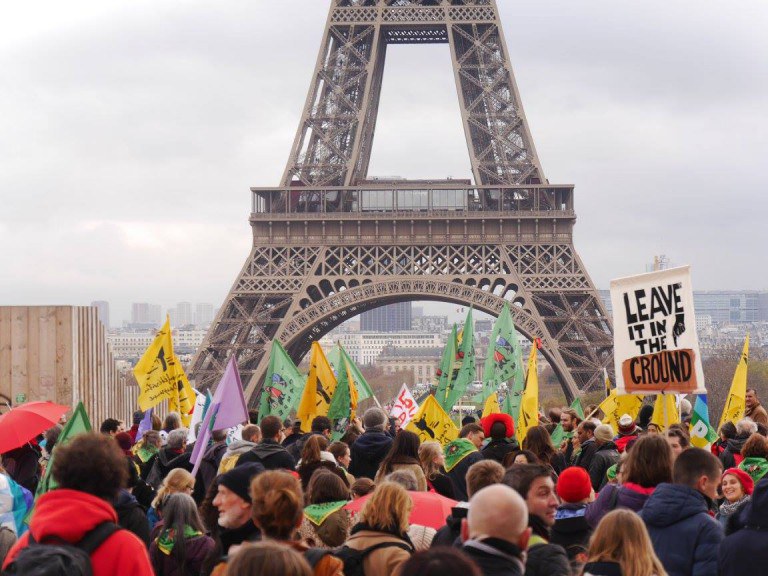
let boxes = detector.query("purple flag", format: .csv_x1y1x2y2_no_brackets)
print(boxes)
191,357,249,476
135,408,153,443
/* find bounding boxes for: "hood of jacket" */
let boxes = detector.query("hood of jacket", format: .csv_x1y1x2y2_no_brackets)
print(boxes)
727,434,750,453
553,504,589,534
641,483,710,528
353,431,393,460
251,439,290,459
595,441,618,454
29,489,119,543
113,489,140,512
224,439,257,458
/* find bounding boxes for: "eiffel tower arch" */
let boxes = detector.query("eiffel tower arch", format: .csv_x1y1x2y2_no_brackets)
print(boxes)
190,0,614,403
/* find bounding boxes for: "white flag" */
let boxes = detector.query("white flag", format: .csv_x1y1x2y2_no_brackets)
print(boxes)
390,384,418,428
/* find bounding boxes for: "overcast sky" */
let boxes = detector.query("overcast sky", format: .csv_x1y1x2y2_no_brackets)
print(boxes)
1,0,766,326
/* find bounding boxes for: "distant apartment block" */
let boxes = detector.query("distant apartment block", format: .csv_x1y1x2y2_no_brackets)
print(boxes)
91,300,110,328
361,302,412,332
195,303,215,327
130,302,162,328
336,331,443,365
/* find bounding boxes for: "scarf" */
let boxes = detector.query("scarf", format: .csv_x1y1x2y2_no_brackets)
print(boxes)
739,457,768,483
720,495,751,518
134,444,159,463
444,438,477,472
157,525,202,555
303,501,348,526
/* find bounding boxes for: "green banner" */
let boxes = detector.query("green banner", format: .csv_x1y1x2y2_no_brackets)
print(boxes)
259,340,305,420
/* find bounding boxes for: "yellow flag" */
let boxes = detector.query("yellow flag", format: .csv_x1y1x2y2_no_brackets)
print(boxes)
516,344,539,442
296,342,338,431
406,395,458,446
135,317,181,411
347,361,359,420
650,393,680,431
482,393,501,418
599,389,644,431
718,334,749,430
167,358,196,427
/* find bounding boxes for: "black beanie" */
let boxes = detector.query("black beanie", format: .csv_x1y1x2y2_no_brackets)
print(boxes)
219,462,265,503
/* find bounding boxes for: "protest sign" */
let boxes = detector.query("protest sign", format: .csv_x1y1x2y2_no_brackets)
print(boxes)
390,384,418,427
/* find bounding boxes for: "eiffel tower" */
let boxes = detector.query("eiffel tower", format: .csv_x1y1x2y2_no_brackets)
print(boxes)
190,0,614,403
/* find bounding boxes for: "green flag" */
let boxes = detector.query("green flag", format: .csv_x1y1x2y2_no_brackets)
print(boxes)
327,344,375,403
435,324,458,408
36,402,91,497
444,307,476,410
483,303,524,403
327,356,357,422
259,340,305,421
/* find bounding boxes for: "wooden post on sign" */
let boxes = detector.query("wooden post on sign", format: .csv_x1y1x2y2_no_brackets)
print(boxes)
662,390,669,431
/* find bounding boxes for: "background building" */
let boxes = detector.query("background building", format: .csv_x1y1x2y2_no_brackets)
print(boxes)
361,302,412,332
90,300,110,328
130,302,162,329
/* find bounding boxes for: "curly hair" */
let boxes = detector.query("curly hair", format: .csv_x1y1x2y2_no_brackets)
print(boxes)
52,432,127,500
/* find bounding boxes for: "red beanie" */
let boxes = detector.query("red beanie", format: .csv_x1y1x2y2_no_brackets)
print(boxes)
481,413,514,439
557,466,592,503
114,432,133,456
723,467,754,496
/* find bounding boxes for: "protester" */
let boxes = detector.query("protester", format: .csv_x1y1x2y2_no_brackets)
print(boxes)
460,484,529,576
237,415,296,471
1,440,41,493
100,417,125,436
738,433,768,483
480,412,518,464
282,420,304,448
582,509,668,576
572,420,598,471
665,428,690,462
213,463,264,555
502,464,570,576
350,477,375,499
375,430,427,491
163,412,182,433
445,425,486,500
249,470,343,576
586,435,673,528
133,429,162,480
551,466,594,567
712,421,737,459
418,441,455,498
399,547,481,576
717,467,753,528
636,404,654,432
198,429,229,493
128,410,144,443
327,441,355,485
342,481,414,576
288,416,332,463
2,432,153,575
148,468,195,531
297,435,349,490
115,458,151,546
149,493,214,576
719,477,768,575
226,540,313,576
559,408,582,463
502,449,539,467
522,425,567,477
720,418,756,468
298,470,351,548
349,408,393,480
640,448,723,576
148,428,192,487
614,414,641,453
745,388,768,426
217,424,261,474
588,424,619,491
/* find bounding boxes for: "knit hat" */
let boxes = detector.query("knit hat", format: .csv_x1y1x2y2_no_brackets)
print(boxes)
114,432,133,455
363,407,387,431
557,466,593,503
618,414,637,435
481,413,514,440
723,467,754,496
594,424,614,443
221,462,265,503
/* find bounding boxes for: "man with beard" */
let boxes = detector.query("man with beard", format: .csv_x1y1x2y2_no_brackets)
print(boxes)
212,463,265,554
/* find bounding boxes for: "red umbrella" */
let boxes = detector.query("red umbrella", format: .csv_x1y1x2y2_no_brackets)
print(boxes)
344,490,457,529
0,401,70,454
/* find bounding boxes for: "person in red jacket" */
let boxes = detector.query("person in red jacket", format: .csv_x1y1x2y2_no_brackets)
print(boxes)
2,432,153,576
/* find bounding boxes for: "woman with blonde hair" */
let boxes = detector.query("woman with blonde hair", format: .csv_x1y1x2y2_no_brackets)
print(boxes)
582,509,667,576
343,481,414,576
149,468,195,531
226,540,312,576
418,441,455,498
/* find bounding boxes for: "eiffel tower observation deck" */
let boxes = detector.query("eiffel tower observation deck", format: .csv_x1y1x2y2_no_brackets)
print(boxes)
190,0,614,404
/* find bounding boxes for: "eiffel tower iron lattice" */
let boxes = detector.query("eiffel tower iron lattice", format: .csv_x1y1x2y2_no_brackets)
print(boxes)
190,0,614,404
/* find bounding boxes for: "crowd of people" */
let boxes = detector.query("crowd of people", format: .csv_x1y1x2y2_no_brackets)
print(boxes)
1,387,768,576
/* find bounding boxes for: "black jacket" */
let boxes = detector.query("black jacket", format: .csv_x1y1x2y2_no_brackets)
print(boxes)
237,439,296,471
719,477,768,576
151,447,193,486
287,433,314,464
447,450,484,501
720,434,749,469
219,519,261,555
525,515,570,576
582,561,622,576
349,431,393,480
462,537,525,576
428,471,456,499
640,483,723,576
431,505,468,548
198,442,228,491
573,438,598,471
588,441,619,491
550,503,591,562
482,438,519,464
114,489,151,547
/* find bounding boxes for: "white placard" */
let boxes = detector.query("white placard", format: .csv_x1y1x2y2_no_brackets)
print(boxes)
390,383,418,428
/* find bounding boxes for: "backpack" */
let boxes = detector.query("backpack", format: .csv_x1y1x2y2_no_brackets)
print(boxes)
329,541,413,576
3,522,120,576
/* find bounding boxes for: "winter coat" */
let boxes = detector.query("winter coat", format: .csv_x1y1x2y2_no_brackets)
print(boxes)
588,442,620,491
431,504,467,548
343,526,413,576
114,489,151,547
525,515,570,576
349,431,394,480
297,460,350,491
298,508,350,548
2,488,153,575
197,442,227,492
614,434,638,454
585,483,652,528
149,532,215,576
745,402,768,426
550,503,591,561
286,539,344,576
427,471,456,499
219,519,260,555
462,537,525,576
287,433,314,464
720,434,749,469
639,483,723,576
374,462,428,491
446,450,484,501
719,477,768,576
236,438,297,471
149,448,192,488
216,439,257,474
573,438,598,472
582,561,623,576
482,438,519,464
